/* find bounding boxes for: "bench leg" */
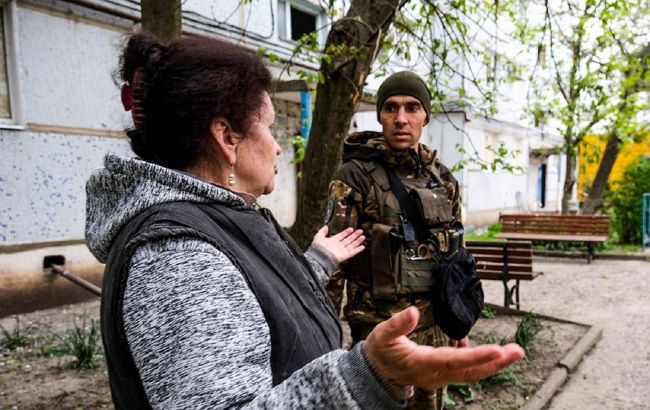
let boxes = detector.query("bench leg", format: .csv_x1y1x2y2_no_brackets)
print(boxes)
501,280,521,310
587,243,594,264
515,280,520,310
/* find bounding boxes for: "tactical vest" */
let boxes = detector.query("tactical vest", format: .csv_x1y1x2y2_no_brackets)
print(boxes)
350,160,462,301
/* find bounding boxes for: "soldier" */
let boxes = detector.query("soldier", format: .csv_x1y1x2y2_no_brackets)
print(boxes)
325,71,472,409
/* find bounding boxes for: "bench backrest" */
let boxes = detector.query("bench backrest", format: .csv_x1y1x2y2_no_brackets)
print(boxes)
499,214,609,237
466,240,534,279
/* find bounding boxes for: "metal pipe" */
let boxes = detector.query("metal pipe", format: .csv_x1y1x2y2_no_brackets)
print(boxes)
641,192,650,250
300,89,311,141
49,264,102,297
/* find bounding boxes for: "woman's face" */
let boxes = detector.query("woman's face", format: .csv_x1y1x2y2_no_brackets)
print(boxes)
235,92,282,197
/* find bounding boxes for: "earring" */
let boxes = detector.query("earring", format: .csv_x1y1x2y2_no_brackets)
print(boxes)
228,164,236,186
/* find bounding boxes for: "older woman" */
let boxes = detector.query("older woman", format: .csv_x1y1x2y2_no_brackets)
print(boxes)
85,32,523,409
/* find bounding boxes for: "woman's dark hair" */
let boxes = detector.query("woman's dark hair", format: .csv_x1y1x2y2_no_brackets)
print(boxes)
119,31,271,169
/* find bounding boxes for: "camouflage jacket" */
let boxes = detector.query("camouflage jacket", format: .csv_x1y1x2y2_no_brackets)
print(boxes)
325,131,461,330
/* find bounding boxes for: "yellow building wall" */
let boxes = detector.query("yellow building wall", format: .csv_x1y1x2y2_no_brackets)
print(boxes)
578,133,650,201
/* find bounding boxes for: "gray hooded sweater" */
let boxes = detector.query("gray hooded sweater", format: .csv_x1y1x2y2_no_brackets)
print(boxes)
85,154,403,409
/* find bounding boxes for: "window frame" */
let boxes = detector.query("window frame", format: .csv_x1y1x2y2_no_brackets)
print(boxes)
277,0,324,45
0,0,23,129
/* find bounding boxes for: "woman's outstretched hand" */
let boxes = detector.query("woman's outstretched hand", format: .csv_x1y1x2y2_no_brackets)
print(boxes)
364,307,524,392
311,226,365,265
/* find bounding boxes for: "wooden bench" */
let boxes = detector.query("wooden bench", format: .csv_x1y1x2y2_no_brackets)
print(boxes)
466,240,542,310
496,213,610,263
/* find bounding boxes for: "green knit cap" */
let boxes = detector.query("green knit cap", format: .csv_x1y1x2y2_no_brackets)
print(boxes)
376,71,431,123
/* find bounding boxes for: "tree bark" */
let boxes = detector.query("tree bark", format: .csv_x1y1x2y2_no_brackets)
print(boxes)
561,152,577,214
141,0,182,44
288,0,407,248
581,44,649,214
581,133,621,214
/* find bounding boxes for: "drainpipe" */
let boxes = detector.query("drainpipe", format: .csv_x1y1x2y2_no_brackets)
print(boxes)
300,89,311,142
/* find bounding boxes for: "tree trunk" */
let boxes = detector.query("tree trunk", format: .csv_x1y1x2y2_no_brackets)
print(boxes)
561,152,577,214
581,132,621,214
582,41,650,214
288,0,407,248
141,0,182,44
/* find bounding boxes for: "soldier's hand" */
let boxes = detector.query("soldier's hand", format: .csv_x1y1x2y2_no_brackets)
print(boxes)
363,307,524,392
311,226,365,265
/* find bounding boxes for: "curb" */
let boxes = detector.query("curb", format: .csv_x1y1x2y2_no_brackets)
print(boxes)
520,368,568,410
519,326,603,410
558,326,602,371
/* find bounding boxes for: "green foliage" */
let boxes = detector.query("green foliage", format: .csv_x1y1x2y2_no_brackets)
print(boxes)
451,143,524,173
514,313,542,353
38,344,67,358
523,0,649,208
58,315,101,370
465,223,502,241
290,136,306,179
448,383,476,403
480,306,497,319
469,332,509,346
482,366,528,395
605,158,650,244
0,317,29,350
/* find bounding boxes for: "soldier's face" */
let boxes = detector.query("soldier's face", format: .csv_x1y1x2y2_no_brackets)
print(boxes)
379,95,427,151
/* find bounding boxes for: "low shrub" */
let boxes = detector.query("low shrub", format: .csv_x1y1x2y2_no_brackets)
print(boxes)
605,158,650,244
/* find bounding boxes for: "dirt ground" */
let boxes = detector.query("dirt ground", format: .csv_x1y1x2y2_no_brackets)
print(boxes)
481,257,650,410
1,257,647,409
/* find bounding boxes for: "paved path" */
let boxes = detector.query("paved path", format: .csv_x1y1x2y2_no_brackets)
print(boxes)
481,258,650,410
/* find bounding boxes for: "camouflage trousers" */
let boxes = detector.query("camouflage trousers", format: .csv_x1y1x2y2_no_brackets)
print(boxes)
350,323,448,410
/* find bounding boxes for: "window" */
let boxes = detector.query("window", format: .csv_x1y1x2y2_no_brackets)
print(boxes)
0,8,10,119
0,1,22,126
278,1,320,42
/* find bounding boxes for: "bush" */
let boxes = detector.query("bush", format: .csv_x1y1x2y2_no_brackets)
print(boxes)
605,158,650,244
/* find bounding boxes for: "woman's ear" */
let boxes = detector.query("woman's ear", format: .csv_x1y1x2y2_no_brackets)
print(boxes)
210,118,239,165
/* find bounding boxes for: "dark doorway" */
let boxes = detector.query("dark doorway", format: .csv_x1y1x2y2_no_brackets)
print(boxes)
537,163,547,208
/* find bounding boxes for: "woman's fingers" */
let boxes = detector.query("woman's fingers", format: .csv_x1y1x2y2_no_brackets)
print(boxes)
363,307,525,391
374,306,420,340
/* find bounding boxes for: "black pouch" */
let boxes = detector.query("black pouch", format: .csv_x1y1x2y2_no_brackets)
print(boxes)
432,247,484,340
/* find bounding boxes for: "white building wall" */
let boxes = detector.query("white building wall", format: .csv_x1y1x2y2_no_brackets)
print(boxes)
18,5,129,130
1,1,304,245
465,170,528,213
0,130,131,243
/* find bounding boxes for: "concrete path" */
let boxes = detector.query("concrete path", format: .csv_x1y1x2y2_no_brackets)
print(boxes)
481,258,650,410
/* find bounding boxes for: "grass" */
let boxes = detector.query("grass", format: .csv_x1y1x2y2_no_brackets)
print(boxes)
514,313,542,353
464,223,502,242
58,314,101,370
449,313,543,407
0,317,29,350
481,306,497,318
